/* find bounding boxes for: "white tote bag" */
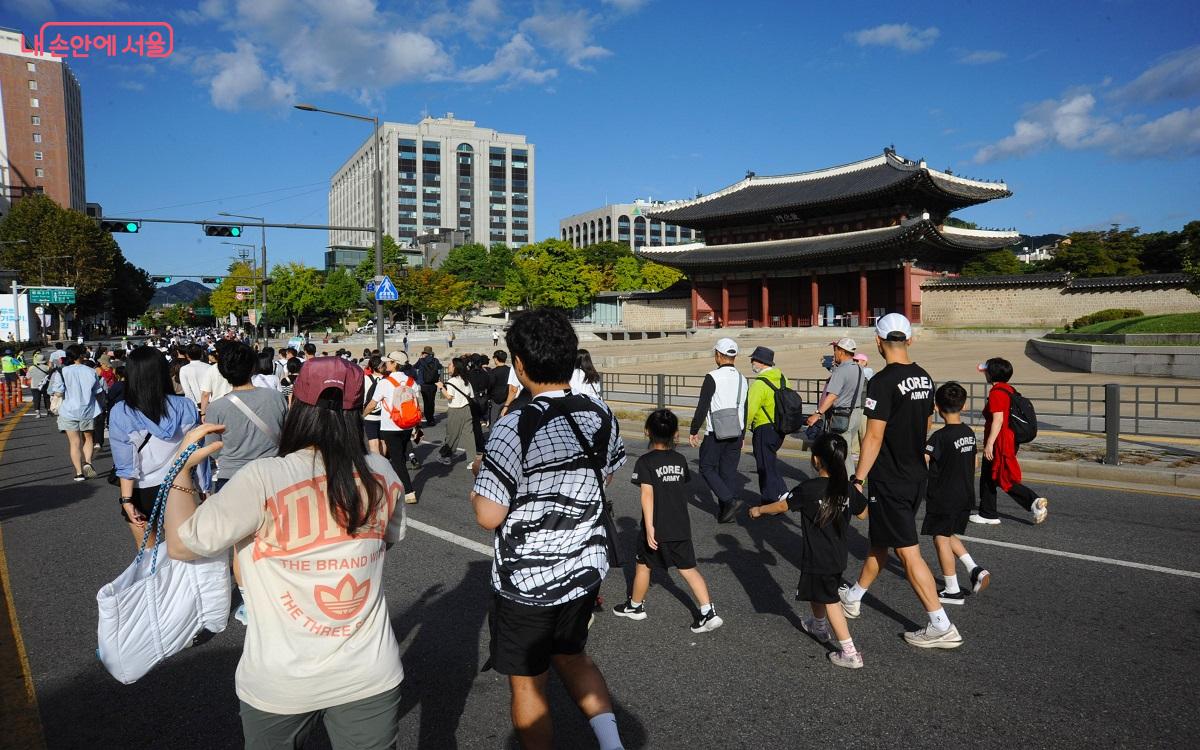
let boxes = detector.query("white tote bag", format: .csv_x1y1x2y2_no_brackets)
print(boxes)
96,445,230,684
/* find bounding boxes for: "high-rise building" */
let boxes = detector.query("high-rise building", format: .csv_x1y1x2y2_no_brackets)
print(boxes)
560,199,702,249
0,28,86,217
327,114,533,265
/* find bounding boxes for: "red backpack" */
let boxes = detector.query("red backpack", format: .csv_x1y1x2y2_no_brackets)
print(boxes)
385,375,422,429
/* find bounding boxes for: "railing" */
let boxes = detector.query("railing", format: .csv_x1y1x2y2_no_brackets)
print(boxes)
600,373,1200,453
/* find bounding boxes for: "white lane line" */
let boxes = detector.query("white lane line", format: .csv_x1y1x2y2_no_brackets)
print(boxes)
959,535,1200,579
407,518,493,557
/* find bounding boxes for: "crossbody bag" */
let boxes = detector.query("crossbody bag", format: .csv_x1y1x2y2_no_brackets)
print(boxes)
827,368,864,434
226,393,281,445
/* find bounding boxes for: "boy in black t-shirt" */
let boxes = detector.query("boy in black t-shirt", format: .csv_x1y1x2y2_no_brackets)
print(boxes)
615,409,724,633
924,382,991,605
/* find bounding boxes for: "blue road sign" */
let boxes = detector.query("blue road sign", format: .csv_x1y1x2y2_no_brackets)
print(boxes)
365,280,377,293
375,275,399,301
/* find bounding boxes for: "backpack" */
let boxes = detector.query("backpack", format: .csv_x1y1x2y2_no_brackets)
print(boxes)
1005,386,1038,445
757,374,806,436
420,357,442,385
385,375,423,429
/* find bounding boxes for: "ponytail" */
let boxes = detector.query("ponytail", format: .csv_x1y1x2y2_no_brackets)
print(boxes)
811,432,850,531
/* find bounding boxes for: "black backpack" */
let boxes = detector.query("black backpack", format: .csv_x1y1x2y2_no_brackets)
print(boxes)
757,375,806,436
421,357,442,385
1007,387,1038,445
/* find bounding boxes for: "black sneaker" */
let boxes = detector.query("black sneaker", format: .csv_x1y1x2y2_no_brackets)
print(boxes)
408,452,420,470
970,567,991,594
690,607,724,633
937,588,968,606
717,501,740,524
613,600,646,621
72,473,85,482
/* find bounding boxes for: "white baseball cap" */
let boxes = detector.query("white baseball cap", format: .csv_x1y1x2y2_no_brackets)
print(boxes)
875,313,913,341
714,337,739,356
830,337,857,353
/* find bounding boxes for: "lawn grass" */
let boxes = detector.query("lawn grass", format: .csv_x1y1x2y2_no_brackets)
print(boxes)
1068,313,1200,334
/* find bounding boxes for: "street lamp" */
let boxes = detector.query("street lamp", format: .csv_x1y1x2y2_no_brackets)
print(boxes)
218,211,268,341
294,102,385,353
1,240,29,342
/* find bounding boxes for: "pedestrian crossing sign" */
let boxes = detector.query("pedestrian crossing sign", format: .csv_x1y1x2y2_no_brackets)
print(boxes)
375,275,399,301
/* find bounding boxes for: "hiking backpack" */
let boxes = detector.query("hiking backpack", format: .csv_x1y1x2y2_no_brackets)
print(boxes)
1006,387,1038,445
420,357,442,385
757,375,806,436
385,375,423,429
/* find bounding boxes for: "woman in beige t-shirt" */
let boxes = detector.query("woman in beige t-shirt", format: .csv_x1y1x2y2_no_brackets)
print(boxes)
162,357,407,747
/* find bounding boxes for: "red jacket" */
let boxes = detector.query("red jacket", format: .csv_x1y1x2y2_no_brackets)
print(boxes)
986,383,1022,490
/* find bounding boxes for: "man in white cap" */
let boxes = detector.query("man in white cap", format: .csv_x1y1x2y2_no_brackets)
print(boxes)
839,313,963,649
689,337,748,523
806,337,866,471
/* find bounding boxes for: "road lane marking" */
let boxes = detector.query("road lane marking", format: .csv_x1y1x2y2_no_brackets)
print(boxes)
407,518,493,557
0,402,46,749
959,535,1200,579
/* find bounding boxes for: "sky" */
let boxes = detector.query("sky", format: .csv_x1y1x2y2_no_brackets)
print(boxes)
3,0,1199,278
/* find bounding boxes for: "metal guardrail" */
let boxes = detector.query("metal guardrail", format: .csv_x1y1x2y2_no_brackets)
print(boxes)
600,373,1200,445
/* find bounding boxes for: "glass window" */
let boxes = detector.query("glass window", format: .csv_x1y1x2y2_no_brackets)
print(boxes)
33,151,43,160
457,143,473,152
30,98,39,108
28,80,37,90
27,62,35,72
35,168,44,178
32,133,41,143
31,115,39,125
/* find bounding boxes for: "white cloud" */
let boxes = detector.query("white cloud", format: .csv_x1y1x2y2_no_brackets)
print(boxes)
1112,45,1200,104
207,40,296,111
177,0,227,25
601,0,649,12
959,49,1006,65
521,9,612,70
848,23,939,53
458,33,556,85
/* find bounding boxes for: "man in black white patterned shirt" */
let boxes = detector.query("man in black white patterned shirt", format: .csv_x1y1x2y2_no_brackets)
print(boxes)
471,308,627,750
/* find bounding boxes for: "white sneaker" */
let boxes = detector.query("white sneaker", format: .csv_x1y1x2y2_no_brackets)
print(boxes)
904,623,963,649
837,585,861,619
1031,498,1049,524
969,513,1001,526
799,615,833,644
828,649,864,669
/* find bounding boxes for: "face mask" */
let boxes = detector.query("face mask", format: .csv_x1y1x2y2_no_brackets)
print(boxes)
751,363,764,374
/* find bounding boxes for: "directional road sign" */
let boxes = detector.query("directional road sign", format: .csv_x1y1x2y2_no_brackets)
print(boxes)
365,280,377,293
28,287,76,304
235,286,254,294
374,275,399,302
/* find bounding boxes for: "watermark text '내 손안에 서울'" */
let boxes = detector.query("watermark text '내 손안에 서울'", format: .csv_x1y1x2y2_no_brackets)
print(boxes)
20,21,173,60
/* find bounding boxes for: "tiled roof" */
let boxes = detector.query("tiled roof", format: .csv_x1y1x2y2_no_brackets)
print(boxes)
923,272,1192,291
646,151,1010,225
1067,273,1190,290
923,272,1070,288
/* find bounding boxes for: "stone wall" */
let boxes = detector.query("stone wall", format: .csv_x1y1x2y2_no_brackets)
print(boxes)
1030,339,1200,379
622,297,689,330
922,283,1200,327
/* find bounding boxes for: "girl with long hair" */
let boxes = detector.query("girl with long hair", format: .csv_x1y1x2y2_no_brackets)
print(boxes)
749,432,867,668
251,346,280,391
437,356,475,466
107,346,205,547
162,357,407,747
570,348,603,399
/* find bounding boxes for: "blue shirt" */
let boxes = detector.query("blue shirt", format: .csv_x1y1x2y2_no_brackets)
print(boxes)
50,364,103,421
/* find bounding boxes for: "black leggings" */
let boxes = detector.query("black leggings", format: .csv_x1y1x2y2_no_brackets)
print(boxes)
381,430,414,494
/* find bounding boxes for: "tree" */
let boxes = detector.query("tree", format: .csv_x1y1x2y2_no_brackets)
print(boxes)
961,249,1023,277
322,267,362,327
269,262,325,333
439,242,514,301
352,234,409,287
109,258,156,326
639,260,684,291
943,217,980,230
209,261,257,320
500,239,603,310
1047,228,1143,277
612,255,644,291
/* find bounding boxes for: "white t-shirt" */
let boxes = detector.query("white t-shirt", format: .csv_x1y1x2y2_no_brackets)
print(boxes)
374,373,419,432
177,450,406,714
569,369,602,400
507,365,521,396
441,375,473,409
251,373,280,391
179,360,211,404
202,364,233,403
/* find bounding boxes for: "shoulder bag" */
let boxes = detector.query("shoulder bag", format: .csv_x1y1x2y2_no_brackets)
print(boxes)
827,367,864,434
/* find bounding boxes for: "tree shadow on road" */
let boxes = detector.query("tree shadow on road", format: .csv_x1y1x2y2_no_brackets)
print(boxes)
0,480,96,521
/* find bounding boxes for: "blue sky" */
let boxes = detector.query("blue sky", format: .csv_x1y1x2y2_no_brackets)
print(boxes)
4,0,1199,277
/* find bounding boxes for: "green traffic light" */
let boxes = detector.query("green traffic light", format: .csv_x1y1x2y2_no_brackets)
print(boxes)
125,222,139,233
164,277,172,283
230,227,241,237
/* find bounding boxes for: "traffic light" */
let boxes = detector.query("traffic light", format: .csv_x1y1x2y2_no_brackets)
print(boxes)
100,220,140,233
151,275,173,283
203,224,243,237
201,276,223,284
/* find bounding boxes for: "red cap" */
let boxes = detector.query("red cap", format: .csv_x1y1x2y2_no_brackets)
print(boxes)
293,356,365,410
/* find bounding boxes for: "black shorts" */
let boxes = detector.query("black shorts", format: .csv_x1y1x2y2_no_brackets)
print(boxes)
796,573,842,604
364,419,381,440
635,537,696,570
120,484,161,523
488,590,597,676
922,509,970,537
866,480,922,549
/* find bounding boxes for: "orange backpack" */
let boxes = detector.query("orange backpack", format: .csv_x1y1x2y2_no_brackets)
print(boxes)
385,375,422,429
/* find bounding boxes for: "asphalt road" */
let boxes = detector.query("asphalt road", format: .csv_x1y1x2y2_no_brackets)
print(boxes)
1,409,1198,749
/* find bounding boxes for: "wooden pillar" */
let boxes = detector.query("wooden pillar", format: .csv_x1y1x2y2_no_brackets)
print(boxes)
721,278,730,328
858,269,869,327
902,262,913,320
761,275,770,328
690,283,699,327
810,273,819,327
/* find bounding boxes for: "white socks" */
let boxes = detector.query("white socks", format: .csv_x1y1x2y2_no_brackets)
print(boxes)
943,575,960,595
589,713,623,750
928,607,951,632
958,553,977,572
838,637,857,656
845,583,867,602
700,602,713,615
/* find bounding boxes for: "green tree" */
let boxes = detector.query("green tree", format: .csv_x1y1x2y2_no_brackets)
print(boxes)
943,217,980,230
209,261,257,320
439,242,514,301
269,262,325,333
322,268,362,327
639,260,684,291
500,239,603,310
352,234,409,287
612,255,644,291
109,257,156,325
961,249,1023,277
1047,228,1143,277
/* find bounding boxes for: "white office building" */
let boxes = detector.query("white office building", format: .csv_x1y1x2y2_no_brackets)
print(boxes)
560,199,702,249
327,114,533,268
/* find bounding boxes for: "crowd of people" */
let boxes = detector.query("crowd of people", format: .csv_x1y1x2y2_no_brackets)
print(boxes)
11,311,1052,749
